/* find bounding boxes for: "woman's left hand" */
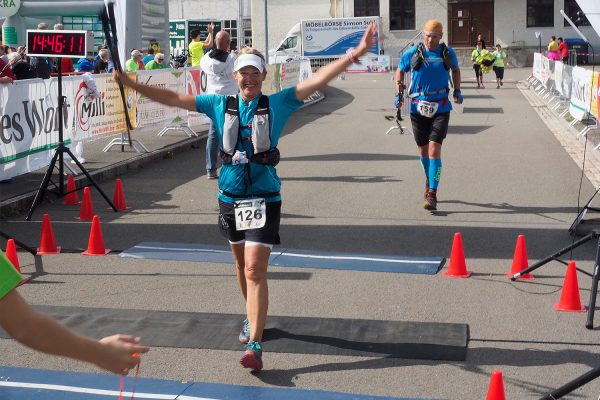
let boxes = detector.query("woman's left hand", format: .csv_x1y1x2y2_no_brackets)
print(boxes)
355,23,378,57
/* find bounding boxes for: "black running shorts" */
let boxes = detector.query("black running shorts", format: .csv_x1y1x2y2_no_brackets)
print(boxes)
410,112,451,147
493,66,504,79
218,200,281,245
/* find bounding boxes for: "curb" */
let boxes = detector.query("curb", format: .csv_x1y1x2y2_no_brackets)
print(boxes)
0,135,203,219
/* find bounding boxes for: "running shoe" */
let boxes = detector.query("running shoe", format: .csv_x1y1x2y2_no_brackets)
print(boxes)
207,170,218,180
240,341,263,371
481,83,485,89
423,189,437,211
239,318,250,344
500,81,503,86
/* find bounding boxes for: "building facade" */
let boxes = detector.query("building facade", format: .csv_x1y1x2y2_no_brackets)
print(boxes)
250,0,600,66
169,0,252,49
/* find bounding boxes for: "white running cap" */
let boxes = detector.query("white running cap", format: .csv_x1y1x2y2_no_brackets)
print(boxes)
234,54,265,73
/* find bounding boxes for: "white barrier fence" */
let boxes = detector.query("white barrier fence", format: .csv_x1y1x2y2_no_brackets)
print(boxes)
528,53,599,142
0,59,321,181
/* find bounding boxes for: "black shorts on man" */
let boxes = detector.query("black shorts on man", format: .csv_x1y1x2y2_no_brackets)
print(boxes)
410,112,450,147
218,200,281,245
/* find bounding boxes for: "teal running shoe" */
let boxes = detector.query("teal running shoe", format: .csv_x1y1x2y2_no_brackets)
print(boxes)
240,341,263,371
239,318,250,344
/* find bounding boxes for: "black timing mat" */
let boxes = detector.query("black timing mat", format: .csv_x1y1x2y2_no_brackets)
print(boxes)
1,306,469,361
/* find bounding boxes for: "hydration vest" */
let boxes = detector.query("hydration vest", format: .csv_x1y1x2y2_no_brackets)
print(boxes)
220,95,280,166
410,43,453,71
408,43,452,99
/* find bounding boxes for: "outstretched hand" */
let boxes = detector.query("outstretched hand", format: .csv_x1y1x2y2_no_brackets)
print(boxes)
355,23,378,58
95,334,149,375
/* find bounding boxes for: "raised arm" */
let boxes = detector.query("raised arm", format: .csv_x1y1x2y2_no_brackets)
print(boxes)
295,23,377,101
203,23,215,49
113,71,197,112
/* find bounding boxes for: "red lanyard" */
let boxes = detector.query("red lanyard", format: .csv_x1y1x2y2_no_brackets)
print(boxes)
118,357,140,400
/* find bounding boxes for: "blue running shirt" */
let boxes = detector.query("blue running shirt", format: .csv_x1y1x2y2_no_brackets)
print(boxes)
399,44,459,114
196,87,303,204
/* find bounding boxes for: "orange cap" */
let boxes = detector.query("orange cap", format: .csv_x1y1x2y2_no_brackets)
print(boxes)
423,19,443,37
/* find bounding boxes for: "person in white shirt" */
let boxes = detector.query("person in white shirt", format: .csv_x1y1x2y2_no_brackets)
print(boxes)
199,31,238,179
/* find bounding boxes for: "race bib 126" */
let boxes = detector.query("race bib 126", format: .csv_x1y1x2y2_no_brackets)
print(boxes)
234,198,266,230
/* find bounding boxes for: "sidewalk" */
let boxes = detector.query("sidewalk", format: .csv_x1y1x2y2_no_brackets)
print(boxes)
0,124,208,218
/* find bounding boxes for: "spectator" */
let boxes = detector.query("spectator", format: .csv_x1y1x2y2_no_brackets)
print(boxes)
188,24,214,67
547,35,560,61
94,48,110,74
30,22,53,79
199,30,237,179
76,55,96,73
8,52,35,80
476,33,486,49
142,48,155,65
0,45,8,63
0,55,15,84
145,53,166,70
125,49,144,72
53,23,75,74
557,37,569,63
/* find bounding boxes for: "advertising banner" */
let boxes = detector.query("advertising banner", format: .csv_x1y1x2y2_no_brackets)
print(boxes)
533,53,542,81
169,20,186,56
185,67,210,126
569,66,594,122
554,61,573,99
74,72,136,141
592,71,600,120
301,17,380,57
346,55,391,73
0,77,76,180
540,56,553,89
136,69,187,129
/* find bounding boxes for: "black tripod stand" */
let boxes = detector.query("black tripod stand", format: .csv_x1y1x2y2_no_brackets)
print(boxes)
569,187,600,233
25,58,117,221
510,229,600,329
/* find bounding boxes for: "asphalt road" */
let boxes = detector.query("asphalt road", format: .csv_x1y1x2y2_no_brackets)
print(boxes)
1,70,600,399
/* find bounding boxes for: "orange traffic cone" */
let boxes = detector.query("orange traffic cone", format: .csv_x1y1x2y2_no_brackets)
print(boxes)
486,370,506,400
64,174,79,205
554,261,586,312
82,216,110,256
5,239,20,272
78,187,95,220
507,234,534,280
37,214,60,254
444,232,472,277
112,178,128,211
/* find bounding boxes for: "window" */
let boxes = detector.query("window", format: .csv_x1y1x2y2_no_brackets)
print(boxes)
62,16,105,54
354,0,379,17
390,0,415,30
563,0,590,27
280,36,298,50
222,19,238,50
527,0,554,27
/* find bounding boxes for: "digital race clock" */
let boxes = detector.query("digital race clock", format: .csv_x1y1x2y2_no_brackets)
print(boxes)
26,30,87,58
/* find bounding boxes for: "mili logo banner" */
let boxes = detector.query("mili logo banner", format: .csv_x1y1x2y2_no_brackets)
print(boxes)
301,17,380,58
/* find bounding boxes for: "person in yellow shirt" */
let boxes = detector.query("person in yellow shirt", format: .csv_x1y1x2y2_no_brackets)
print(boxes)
547,35,560,61
188,23,215,67
492,44,507,88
